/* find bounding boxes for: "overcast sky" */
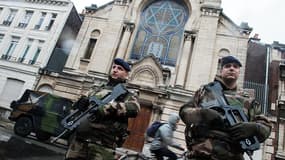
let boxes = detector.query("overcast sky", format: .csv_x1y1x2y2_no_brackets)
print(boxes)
70,0,285,44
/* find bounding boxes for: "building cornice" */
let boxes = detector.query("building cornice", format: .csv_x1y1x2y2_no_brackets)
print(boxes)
272,41,285,52
200,5,222,17
25,0,69,6
0,61,39,76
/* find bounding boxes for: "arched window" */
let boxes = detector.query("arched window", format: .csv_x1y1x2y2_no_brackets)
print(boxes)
130,0,189,66
38,84,53,94
217,49,230,73
84,29,100,59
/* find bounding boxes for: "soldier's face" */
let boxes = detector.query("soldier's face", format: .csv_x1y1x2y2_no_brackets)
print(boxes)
111,64,128,79
220,63,240,80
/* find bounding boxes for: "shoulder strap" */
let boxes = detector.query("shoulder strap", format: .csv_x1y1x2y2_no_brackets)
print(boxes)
154,123,165,139
204,82,229,107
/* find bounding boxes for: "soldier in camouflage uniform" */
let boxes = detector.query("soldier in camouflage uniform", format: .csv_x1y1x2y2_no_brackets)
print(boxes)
65,58,140,160
179,56,272,160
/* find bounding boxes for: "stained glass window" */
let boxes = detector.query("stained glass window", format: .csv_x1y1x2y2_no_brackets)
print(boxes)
130,0,189,66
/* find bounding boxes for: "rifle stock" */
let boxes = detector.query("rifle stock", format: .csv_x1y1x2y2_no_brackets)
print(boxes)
51,83,128,143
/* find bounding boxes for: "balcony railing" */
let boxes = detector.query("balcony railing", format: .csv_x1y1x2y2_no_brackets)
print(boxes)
1,54,11,60
34,24,41,30
17,57,25,63
18,23,28,28
2,20,12,26
28,59,35,65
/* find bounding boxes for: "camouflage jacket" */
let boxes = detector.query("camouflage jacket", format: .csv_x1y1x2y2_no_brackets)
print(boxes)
179,76,272,160
77,82,140,148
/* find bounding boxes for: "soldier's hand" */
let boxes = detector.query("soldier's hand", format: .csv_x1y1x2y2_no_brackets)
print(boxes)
200,108,223,126
104,102,118,115
88,102,118,122
74,96,89,111
88,107,104,121
229,122,259,140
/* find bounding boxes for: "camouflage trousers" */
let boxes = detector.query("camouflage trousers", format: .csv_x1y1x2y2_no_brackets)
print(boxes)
65,137,115,160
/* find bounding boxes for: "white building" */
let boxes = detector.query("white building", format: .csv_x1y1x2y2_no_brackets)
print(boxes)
0,0,81,118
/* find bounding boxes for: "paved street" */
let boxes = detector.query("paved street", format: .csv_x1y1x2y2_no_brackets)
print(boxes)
0,121,66,160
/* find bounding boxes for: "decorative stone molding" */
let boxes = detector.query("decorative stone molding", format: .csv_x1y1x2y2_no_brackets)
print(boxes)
130,65,160,87
128,55,165,88
184,30,197,41
25,0,69,6
123,21,135,32
200,6,222,17
239,22,252,35
184,32,192,41
272,41,285,52
116,21,134,58
114,0,130,6
79,58,90,72
152,104,163,114
200,0,222,3
85,4,98,14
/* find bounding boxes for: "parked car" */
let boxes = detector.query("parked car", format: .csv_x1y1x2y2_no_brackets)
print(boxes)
8,89,74,141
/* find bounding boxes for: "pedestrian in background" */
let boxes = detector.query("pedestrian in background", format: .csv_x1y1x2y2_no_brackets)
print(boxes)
150,113,184,160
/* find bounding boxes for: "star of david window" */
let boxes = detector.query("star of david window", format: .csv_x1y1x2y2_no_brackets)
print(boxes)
130,0,189,66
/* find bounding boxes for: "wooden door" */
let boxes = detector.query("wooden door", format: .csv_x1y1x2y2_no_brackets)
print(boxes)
123,105,152,152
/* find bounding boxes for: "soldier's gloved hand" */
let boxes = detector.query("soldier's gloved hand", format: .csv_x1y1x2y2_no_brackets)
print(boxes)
74,96,89,111
229,122,259,140
88,107,104,121
200,109,223,127
104,102,118,115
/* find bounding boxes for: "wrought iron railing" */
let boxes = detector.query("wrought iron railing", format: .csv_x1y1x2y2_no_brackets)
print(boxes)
243,81,268,114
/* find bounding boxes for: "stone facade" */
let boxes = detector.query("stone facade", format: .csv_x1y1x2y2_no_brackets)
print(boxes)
35,0,274,158
271,42,285,160
244,39,285,160
64,0,250,91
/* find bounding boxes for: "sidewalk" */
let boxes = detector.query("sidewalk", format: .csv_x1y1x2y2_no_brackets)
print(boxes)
0,118,68,146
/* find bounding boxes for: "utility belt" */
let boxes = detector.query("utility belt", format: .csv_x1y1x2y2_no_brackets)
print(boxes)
190,124,231,142
77,131,127,149
77,120,129,148
78,137,117,149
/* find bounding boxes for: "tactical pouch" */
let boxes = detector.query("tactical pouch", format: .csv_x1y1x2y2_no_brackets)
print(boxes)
116,131,129,147
111,121,128,147
190,124,210,138
125,104,139,118
190,138,242,160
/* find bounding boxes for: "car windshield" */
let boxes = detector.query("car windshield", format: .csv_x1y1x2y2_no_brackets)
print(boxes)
17,90,46,104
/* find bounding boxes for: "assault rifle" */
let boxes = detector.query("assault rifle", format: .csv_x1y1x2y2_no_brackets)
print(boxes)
51,83,128,143
200,82,260,160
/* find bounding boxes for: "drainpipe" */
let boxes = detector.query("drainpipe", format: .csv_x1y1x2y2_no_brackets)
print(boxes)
264,45,271,115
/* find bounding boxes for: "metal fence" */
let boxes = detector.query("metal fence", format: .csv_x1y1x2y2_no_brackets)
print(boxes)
243,81,268,114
